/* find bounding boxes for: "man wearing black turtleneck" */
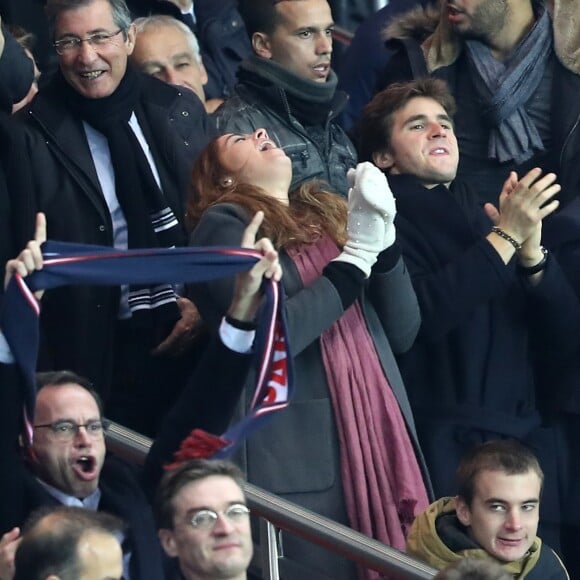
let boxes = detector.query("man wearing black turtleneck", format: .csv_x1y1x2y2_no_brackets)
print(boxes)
214,0,357,197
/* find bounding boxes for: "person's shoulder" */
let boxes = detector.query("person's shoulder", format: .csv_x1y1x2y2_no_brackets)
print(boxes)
214,88,261,119
139,73,204,111
199,202,250,224
100,454,143,491
535,542,570,579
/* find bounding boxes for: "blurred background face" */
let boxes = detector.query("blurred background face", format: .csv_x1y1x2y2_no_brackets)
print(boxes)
132,23,207,102
446,0,509,41
12,49,40,113
55,0,135,99
258,0,334,83
76,530,123,580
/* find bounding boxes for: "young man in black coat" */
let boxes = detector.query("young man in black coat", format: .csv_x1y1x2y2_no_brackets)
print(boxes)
357,78,580,552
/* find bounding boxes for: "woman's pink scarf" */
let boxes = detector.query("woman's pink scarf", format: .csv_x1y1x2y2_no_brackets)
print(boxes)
289,237,429,579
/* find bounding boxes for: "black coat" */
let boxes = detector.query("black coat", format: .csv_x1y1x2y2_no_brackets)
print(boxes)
391,175,580,528
8,72,215,396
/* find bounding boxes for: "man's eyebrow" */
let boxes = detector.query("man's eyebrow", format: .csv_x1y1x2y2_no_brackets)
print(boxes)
403,114,428,125
294,22,334,33
57,27,109,38
402,113,453,126
483,497,539,504
171,52,194,62
140,60,164,69
185,500,245,516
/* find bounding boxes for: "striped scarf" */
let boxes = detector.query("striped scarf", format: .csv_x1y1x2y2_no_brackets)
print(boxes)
1,240,293,451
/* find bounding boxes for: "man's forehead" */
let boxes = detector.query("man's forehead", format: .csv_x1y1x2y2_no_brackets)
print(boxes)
396,97,449,122
274,0,333,29
473,469,542,499
175,476,245,510
36,383,100,414
55,0,115,29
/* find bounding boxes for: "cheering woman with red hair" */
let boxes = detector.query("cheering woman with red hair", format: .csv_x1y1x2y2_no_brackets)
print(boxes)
186,128,431,580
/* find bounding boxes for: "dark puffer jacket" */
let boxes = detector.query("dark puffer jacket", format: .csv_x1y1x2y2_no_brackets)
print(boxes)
214,58,357,197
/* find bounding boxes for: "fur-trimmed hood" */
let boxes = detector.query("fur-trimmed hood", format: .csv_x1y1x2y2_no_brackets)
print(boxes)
383,0,580,75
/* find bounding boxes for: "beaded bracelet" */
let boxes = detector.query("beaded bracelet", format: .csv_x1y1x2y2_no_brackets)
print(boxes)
491,226,522,251
517,246,549,275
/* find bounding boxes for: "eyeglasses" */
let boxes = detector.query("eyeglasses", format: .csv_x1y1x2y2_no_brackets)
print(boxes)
33,420,108,440
189,503,250,530
53,29,125,55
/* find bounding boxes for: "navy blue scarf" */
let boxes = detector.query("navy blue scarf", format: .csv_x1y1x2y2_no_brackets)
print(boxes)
1,241,293,453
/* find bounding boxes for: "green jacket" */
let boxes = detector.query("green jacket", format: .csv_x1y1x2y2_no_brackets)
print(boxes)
407,497,569,579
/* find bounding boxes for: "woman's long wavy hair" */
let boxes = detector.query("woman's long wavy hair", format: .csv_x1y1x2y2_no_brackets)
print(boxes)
186,138,348,249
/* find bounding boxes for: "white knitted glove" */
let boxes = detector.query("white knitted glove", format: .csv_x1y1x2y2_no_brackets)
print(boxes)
333,162,397,277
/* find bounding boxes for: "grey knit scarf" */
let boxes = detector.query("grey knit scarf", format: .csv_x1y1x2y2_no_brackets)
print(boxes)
465,6,553,164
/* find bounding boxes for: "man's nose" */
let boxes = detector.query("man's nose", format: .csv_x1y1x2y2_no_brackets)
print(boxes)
76,41,98,63
212,513,236,535
73,425,92,445
164,67,180,86
504,509,523,531
315,32,332,55
429,122,448,137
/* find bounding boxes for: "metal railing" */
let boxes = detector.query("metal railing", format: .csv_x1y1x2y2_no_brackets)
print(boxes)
106,422,437,579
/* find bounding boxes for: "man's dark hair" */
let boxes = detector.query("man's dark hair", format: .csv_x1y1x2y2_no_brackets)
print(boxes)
45,0,132,40
155,459,246,529
357,78,457,163
14,506,124,580
434,558,512,580
237,0,291,38
36,370,104,415
457,440,544,507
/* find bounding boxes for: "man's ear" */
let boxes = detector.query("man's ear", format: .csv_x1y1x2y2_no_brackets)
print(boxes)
454,496,472,527
252,32,273,59
373,149,394,170
125,23,137,55
158,529,178,558
200,62,209,86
